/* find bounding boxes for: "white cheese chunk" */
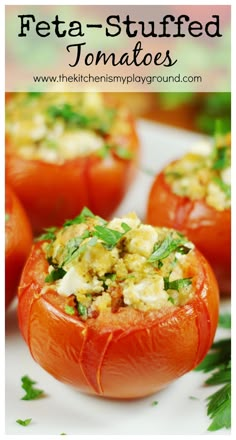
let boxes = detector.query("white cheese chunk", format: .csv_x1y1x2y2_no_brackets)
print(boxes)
57,266,103,296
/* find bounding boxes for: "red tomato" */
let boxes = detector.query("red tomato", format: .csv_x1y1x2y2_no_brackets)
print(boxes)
6,94,139,235
147,171,231,295
5,186,33,308
18,241,219,399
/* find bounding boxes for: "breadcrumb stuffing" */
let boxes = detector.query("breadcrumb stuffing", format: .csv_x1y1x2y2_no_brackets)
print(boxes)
43,211,196,317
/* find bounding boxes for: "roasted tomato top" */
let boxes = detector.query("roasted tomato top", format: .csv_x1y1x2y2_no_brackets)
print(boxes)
147,133,231,295
6,92,139,233
164,132,231,211
5,185,32,308
18,209,219,399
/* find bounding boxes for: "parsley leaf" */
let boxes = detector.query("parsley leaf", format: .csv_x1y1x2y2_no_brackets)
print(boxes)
37,227,57,241
115,146,134,160
16,418,32,426
212,177,231,199
5,213,10,222
21,375,44,400
63,207,96,227
64,305,75,316
148,234,189,263
93,222,131,249
207,384,231,431
77,302,88,318
212,146,230,170
195,336,231,431
45,267,66,283
164,277,192,291
47,104,116,134
151,400,158,406
219,313,231,329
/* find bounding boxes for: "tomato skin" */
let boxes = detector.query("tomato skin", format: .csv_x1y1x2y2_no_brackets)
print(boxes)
146,172,231,295
5,186,33,308
6,110,139,235
18,241,219,399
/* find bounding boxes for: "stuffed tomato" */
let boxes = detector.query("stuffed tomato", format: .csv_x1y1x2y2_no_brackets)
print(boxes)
6,92,139,234
147,133,231,295
5,185,32,308
18,208,219,399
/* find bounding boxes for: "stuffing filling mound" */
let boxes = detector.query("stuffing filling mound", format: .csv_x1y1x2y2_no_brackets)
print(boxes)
6,92,133,163
165,133,231,211
41,208,196,319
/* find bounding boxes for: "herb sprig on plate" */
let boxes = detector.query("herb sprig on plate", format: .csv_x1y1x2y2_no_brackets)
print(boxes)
195,313,231,431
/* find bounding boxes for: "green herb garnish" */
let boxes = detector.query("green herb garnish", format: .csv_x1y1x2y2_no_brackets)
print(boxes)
115,146,134,160
96,144,111,159
195,337,231,431
212,146,230,170
212,177,231,199
151,400,158,406
47,104,116,134
164,277,192,291
21,376,44,401
63,207,96,227
37,227,57,242
148,234,189,263
27,92,42,98
5,213,10,222
45,267,66,283
16,418,32,426
219,313,231,329
64,305,75,316
77,302,88,318
93,222,131,249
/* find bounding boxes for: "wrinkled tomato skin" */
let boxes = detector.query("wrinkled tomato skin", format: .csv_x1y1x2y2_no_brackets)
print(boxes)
5,186,33,308
147,172,231,295
6,114,139,235
18,241,219,399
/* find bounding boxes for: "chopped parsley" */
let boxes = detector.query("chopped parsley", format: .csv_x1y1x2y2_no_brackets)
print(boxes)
93,222,131,249
195,336,231,431
77,302,88,318
212,177,231,199
16,418,32,426
62,231,91,265
218,313,231,329
164,277,192,291
64,305,75,316
63,207,97,227
115,146,134,160
21,375,44,400
212,146,230,170
5,213,10,222
151,400,158,406
47,104,116,134
37,227,57,242
148,234,190,264
45,267,66,283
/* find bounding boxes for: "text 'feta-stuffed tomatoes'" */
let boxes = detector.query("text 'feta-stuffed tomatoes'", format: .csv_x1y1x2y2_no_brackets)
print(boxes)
5,185,32,308
6,92,139,234
147,132,231,295
18,208,219,399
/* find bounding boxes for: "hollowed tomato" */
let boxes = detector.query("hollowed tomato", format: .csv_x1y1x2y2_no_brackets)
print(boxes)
5,185,33,308
5,93,139,235
18,240,219,399
146,171,231,295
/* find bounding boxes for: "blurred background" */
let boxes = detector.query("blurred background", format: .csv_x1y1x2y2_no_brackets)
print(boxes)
109,92,231,135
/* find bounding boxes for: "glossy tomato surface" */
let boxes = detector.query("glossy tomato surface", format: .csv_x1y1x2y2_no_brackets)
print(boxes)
6,94,139,235
18,241,219,399
147,172,231,295
5,186,33,308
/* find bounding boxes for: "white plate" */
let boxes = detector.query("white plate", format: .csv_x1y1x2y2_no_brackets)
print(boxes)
5,120,231,435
